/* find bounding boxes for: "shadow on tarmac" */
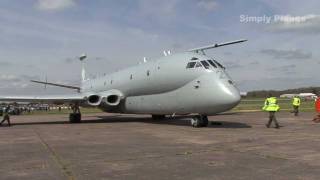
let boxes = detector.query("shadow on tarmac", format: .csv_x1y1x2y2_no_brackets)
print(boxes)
12,115,251,128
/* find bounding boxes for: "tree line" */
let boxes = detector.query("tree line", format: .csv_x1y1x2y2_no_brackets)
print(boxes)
246,87,320,98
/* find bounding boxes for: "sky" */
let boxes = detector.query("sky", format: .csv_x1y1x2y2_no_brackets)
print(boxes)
0,0,320,94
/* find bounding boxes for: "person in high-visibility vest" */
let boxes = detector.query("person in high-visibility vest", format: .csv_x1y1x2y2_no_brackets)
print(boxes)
262,96,280,128
0,105,11,127
313,97,320,123
292,96,301,116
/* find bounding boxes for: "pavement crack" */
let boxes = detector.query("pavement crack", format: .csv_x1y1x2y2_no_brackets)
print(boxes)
33,129,76,180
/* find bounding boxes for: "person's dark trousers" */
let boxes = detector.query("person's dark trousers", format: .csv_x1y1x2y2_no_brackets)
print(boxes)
0,115,11,126
266,111,279,128
293,105,299,116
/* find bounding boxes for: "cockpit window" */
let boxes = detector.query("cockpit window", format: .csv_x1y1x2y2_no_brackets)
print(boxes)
191,57,198,61
213,60,225,69
195,62,202,68
207,60,217,68
200,60,210,69
186,62,196,68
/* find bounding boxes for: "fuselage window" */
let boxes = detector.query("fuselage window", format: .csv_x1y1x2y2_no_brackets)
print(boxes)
104,81,106,86
191,57,198,61
186,62,196,68
207,60,217,68
213,60,225,69
110,80,113,84
195,62,203,68
200,60,210,69
130,74,133,80
147,70,150,76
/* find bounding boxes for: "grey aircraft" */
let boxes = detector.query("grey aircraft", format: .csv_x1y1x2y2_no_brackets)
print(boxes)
0,39,247,127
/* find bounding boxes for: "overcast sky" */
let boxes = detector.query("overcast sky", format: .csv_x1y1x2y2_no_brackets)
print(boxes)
0,0,320,95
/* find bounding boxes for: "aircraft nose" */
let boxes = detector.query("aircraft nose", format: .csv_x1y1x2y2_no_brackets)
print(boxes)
219,83,241,108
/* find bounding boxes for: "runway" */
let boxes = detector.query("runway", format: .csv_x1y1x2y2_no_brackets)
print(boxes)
0,112,320,180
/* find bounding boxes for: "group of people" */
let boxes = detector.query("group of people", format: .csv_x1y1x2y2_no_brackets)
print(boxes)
0,96,318,128
262,96,301,129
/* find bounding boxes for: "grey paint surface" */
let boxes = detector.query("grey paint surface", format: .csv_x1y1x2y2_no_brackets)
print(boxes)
0,48,242,115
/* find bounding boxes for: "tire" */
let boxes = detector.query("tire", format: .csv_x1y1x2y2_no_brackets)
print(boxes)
191,116,202,128
69,113,81,123
201,116,209,127
152,115,166,120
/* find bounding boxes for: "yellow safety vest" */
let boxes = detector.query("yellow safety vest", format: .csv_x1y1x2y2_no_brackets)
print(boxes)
292,97,300,106
262,97,280,112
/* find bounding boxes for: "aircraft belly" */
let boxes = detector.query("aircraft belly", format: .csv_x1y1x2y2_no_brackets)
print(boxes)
122,74,240,115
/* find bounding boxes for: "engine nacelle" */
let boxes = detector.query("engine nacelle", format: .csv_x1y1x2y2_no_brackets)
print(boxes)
87,94,102,106
86,89,124,107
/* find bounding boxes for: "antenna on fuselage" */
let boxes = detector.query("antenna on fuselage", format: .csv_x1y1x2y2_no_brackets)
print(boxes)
79,54,87,82
188,39,247,55
163,51,168,56
163,50,171,56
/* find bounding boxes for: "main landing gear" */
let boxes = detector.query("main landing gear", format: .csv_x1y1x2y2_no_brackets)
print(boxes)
190,115,208,128
152,115,166,120
69,103,81,123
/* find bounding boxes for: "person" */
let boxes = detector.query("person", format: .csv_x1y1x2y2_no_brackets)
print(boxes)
313,97,320,123
262,96,280,128
292,96,301,116
0,105,11,127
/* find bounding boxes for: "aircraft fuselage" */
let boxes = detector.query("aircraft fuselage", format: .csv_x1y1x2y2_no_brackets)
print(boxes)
81,52,241,115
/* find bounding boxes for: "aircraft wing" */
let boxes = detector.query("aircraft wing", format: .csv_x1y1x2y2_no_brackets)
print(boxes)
189,39,247,53
0,94,86,103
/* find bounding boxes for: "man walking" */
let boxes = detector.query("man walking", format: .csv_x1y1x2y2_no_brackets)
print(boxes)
0,105,11,127
263,96,280,128
292,96,301,116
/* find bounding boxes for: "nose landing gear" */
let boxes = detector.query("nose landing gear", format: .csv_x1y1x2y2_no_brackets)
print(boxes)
69,102,81,123
190,115,208,128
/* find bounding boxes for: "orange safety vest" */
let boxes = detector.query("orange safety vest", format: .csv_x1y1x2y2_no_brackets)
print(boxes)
315,98,320,112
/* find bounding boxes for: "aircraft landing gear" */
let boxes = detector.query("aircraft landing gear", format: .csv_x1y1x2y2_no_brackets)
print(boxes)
69,102,81,123
190,115,208,128
152,115,166,120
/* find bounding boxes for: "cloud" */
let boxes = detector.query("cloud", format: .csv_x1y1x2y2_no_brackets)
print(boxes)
249,61,260,65
35,0,76,11
138,0,179,22
0,74,21,82
197,0,218,11
268,14,320,34
0,61,13,67
260,49,312,60
267,64,296,74
224,61,243,69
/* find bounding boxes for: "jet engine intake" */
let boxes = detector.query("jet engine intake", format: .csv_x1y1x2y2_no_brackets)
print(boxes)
86,89,124,107
102,94,121,106
87,94,102,106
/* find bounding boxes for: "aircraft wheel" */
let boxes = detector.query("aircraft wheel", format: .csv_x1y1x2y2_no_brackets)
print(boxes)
152,115,166,120
69,113,81,123
191,116,202,128
191,115,208,127
201,115,209,127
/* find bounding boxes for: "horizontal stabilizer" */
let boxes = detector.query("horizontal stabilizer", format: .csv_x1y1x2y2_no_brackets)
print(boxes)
31,80,80,91
189,39,247,53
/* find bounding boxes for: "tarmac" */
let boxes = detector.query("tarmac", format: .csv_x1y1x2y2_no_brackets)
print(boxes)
0,111,320,180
